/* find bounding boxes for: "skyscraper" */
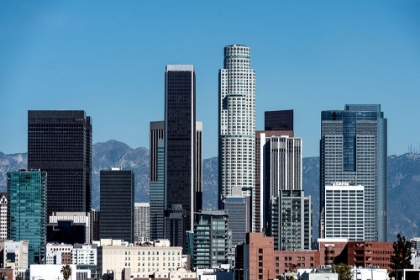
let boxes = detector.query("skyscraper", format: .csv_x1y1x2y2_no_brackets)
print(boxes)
269,190,312,250
7,169,46,264
164,65,202,239
256,110,294,232
0,193,7,240
193,211,231,269
223,196,251,245
150,121,165,241
134,202,150,241
28,110,92,216
264,110,294,131
218,44,256,229
100,168,134,243
320,104,387,241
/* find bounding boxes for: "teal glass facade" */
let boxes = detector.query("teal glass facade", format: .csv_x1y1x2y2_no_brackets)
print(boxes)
7,169,47,264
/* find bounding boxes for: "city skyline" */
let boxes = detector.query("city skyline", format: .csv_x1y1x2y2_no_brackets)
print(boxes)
1,2,420,159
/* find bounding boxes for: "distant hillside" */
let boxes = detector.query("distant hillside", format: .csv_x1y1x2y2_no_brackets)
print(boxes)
1,140,420,240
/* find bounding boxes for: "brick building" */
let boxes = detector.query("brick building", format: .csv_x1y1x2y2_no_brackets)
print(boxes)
347,241,393,271
236,234,394,279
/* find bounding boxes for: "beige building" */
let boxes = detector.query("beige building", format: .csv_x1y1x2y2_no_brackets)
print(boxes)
3,240,29,280
97,239,183,280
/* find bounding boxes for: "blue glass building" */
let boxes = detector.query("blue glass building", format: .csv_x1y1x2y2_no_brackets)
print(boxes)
223,196,251,246
7,169,47,264
320,104,387,241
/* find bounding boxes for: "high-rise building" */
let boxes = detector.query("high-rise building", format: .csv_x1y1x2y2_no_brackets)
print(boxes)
268,190,312,250
320,104,387,241
134,202,150,241
324,183,364,240
164,204,186,250
256,110,295,231
164,65,202,239
99,168,134,243
193,211,231,269
264,110,294,131
0,193,7,240
150,121,165,241
7,169,46,264
91,209,100,241
222,196,251,245
218,45,256,230
47,212,91,244
28,110,92,216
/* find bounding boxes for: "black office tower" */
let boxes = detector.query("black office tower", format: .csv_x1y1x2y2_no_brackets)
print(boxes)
264,109,294,131
164,65,202,249
100,168,134,243
28,110,92,216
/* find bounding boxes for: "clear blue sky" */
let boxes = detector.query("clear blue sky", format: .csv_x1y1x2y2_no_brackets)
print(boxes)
1,1,419,159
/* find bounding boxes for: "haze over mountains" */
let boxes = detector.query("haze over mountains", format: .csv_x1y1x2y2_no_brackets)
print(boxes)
1,139,419,241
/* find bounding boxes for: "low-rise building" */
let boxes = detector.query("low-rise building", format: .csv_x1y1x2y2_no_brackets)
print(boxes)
97,239,183,280
30,264,90,280
45,243,73,265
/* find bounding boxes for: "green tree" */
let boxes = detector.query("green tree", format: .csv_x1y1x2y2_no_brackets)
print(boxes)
390,234,413,277
61,264,72,280
332,263,352,280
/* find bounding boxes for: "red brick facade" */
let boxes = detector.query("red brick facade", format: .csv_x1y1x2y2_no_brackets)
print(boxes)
347,241,393,271
236,234,395,279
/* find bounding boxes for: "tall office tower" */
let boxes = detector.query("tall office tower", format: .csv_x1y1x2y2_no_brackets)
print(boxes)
150,121,165,241
0,193,7,240
7,169,46,264
91,209,100,241
264,109,294,131
193,211,231,269
219,45,256,229
164,204,186,250
100,168,134,243
324,183,364,240
165,65,202,236
222,196,251,245
256,132,295,231
28,110,92,216
134,202,150,241
320,104,387,241
268,190,312,250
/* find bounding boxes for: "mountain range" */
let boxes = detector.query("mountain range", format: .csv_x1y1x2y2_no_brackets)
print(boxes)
1,139,419,241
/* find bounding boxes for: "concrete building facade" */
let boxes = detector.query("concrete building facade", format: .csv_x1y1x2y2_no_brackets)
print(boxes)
97,239,183,280
320,104,387,241
134,203,150,241
218,45,256,230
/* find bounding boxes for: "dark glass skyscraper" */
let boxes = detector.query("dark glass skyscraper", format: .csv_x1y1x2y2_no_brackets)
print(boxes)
320,104,387,241
164,65,202,241
150,121,165,241
7,169,47,264
28,110,92,216
264,109,294,131
99,168,134,243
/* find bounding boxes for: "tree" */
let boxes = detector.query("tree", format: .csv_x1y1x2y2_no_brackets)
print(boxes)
390,234,413,277
61,264,72,280
288,264,297,273
332,263,352,280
